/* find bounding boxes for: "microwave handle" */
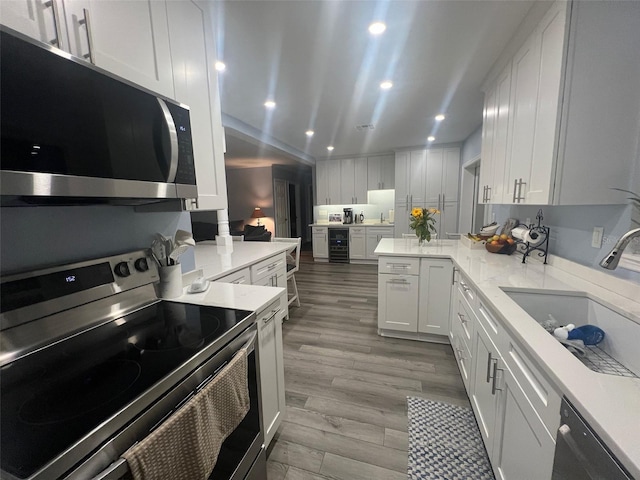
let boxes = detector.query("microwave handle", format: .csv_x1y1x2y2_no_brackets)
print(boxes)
156,98,179,183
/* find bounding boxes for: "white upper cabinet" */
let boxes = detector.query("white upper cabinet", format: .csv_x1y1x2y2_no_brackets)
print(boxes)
167,0,227,210
340,157,368,204
0,0,68,50
426,148,460,207
315,159,341,205
63,0,175,99
482,0,640,205
395,150,426,206
316,161,329,205
367,155,394,190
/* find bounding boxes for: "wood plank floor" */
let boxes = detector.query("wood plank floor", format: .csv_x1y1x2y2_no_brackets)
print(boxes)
266,252,469,480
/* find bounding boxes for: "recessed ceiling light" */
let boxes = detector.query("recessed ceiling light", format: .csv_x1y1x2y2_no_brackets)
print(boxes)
215,61,226,72
435,114,445,121
427,136,435,142
306,130,314,137
327,146,334,151
380,81,393,90
369,22,386,35
264,100,276,109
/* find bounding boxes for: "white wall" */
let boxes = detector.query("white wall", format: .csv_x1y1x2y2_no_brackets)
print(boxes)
225,167,275,234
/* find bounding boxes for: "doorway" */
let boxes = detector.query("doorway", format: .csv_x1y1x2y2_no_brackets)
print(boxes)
459,156,485,234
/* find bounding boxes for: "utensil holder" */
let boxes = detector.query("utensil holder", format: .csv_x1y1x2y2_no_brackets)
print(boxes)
158,264,182,299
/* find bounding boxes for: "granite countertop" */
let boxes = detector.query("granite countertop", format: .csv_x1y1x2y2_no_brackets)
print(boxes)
375,238,640,477
191,241,292,281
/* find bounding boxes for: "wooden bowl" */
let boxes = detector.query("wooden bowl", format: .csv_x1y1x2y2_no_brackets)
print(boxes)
485,242,505,253
485,242,517,255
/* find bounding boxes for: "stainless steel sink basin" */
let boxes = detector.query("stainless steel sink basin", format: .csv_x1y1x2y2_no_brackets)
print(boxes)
501,288,639,378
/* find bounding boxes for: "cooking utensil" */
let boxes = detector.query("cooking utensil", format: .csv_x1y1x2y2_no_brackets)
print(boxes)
151,239,167,266
169,244,190,265
174,229,195,247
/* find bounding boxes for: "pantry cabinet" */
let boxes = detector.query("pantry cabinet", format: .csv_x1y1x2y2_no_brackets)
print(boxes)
481,0,640,205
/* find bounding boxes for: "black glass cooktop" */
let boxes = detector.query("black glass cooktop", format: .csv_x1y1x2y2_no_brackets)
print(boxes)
0,301,251,479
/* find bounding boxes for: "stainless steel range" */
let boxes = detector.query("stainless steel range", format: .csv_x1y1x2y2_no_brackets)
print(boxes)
0,251,265,480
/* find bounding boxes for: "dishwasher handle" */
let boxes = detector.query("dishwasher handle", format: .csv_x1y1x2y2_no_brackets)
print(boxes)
557,424,606,480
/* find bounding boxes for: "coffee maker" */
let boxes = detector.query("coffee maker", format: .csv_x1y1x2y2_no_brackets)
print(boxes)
343,208,354,224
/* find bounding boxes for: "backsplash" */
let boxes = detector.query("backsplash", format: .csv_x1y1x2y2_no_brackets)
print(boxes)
313,189,395,223
0,206,195,274
489,203,639,282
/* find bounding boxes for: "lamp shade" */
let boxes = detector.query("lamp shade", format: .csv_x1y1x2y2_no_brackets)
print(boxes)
251,207,265,219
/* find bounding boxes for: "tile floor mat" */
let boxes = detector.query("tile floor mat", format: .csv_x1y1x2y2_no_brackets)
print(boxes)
407,397,495,480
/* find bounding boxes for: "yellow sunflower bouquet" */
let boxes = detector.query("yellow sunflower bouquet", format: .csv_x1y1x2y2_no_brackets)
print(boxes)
409,207,440,243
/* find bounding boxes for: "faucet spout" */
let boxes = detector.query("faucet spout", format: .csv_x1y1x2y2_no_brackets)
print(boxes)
599,227,640,270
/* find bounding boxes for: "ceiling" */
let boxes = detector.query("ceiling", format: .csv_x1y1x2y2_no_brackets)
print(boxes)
215,0,534,162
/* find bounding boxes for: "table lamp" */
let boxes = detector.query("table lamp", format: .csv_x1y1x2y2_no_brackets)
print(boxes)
251,207,266,226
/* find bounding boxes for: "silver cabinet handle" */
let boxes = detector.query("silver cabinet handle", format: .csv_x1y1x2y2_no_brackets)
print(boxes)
460,280,470,292
262,309,279,325
517,178,526,203
437,193,441,211
482,186,485,202
486,187,491,203
388,278,409,285
79,8,95,64
458,313,468,324
491,359,502,395
44,0,62,47
442,193,445,207
406,195,409,211
410,195,413,209
156,99,179,182
486,352,493,383
513,179,518,203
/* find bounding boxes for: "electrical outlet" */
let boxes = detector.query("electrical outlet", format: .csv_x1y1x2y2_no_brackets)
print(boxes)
592,227,604,248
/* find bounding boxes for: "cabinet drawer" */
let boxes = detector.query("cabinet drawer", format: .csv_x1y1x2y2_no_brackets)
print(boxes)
367,227,394,235
502,339,562,436
215,267,251,285
312,227,328,235
378,257,420,275
452,333,472,394
476,298,503,347
350,227,366,235
251,253,286,284
457,274,477,308
453,294,475,353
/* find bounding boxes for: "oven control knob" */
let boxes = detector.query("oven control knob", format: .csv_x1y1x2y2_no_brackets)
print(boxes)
114,261,131,277
134,258,149,272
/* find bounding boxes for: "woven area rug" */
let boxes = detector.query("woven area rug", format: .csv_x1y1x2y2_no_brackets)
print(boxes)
407,397,495,480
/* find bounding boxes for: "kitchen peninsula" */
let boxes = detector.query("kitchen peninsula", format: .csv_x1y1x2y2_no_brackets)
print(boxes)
375,238,640,479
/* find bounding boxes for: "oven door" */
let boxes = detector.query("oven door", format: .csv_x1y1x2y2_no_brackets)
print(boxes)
65,324,264,480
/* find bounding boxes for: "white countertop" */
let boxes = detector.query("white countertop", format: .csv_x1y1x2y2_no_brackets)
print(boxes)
192,241,292,281
375,238,640,477
173,282,286,313
310,222,394,227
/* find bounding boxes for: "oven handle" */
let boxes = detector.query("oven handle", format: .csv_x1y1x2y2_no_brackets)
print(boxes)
89,458,128,480
239,331,257,353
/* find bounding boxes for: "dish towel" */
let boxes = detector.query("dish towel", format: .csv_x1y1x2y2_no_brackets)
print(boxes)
122,348,250,480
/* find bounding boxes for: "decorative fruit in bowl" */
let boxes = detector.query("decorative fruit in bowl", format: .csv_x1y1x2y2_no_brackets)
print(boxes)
485,235,517,254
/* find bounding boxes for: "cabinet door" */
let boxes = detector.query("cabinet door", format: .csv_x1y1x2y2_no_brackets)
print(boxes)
312,228,328,258
505,34,540,204
492,366,556,480
354,157,368,204
367,155,381,191
64,0,175,99
418,258,453,335
471,323,501,459
394,152,409,203
408,150,426,205
0,0,67,50
340,158,355,204
349,228,366,259
525,3,566,205
441,202,459,237
168,0,227,210
425,148,443,205
393,203,414,237
366,228,393,259
490,64,512,204
378,274,419,332
326,160,341,205
442,148,460,202
379,154,395,189
316,162,329,205
257,298,286,446
479,84,497,204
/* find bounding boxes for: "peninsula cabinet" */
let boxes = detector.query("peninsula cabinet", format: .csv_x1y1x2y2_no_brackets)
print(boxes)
377,256,453,341
365,227,394,259
480,0,640,205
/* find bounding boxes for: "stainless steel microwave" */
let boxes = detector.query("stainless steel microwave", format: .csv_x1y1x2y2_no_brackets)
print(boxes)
0,26,197,204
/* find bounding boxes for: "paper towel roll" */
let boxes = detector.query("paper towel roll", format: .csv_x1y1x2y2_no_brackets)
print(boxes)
524,230,546,246
511,227,528,241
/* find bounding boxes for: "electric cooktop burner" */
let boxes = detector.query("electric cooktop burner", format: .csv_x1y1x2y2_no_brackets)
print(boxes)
0,301,251,479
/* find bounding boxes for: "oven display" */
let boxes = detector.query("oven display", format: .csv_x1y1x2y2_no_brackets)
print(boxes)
0,263,114,313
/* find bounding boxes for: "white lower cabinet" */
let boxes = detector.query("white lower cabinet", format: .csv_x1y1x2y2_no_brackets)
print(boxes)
349,227,366,260
214,267,250,285
418,259,453,335
378,273,419,332
312,227,328,259
256,294,286,446
365,227,394,259
377,256,452,339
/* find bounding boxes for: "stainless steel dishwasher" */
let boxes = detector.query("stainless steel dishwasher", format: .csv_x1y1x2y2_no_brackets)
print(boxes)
551,397,631,479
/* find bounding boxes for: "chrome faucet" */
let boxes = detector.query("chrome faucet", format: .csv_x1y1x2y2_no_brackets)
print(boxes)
599,227,640,270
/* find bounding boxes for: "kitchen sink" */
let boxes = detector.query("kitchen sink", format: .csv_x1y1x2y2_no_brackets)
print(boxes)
501,288,639,378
